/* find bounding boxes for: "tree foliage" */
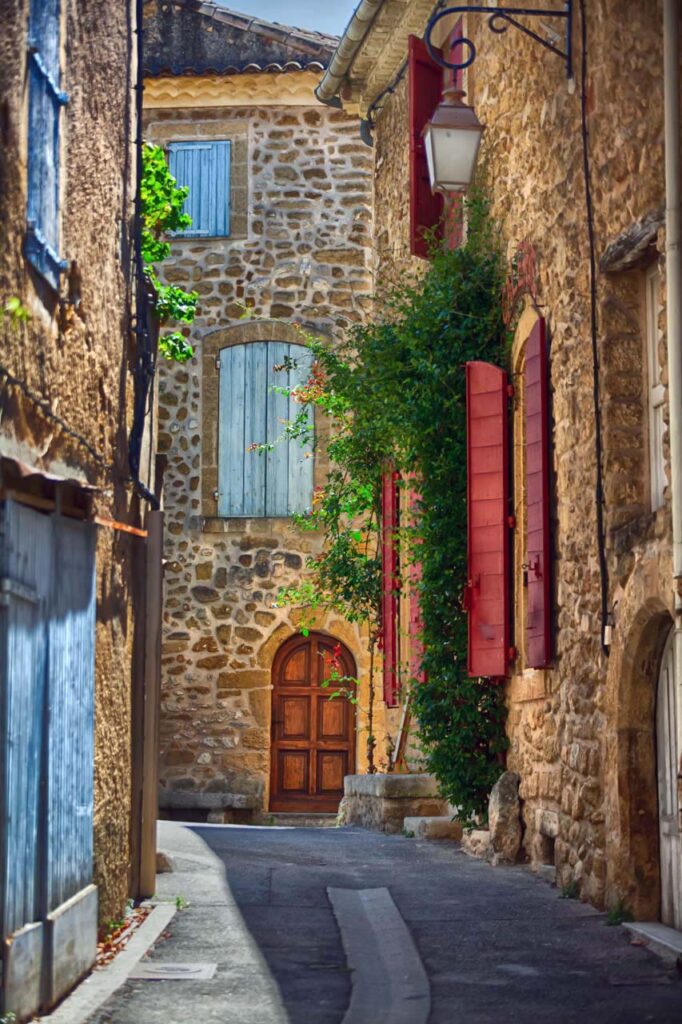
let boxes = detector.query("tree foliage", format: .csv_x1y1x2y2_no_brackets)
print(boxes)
140,143,197,362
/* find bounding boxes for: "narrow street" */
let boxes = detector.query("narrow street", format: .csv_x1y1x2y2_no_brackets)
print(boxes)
87,823,682,1024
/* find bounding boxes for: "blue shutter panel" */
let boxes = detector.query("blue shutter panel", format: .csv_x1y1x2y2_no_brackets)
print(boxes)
288,348,314,514
217,341,313,516
265,342,291,516
45,517,96,912
218,344,247,516
168,141,231,237
243,343,267,516
0,502,52,940
26,0,69,289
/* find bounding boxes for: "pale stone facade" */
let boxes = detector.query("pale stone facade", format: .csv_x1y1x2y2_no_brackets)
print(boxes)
325,0,678,919
143,6,389,815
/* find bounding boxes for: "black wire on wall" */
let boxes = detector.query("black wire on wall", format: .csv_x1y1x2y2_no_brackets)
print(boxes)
578,0,610,654
128,0,160,511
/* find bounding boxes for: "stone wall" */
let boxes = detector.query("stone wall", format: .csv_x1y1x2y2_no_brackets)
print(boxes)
144,85,399,811
0,1,141,921
369,1,672,913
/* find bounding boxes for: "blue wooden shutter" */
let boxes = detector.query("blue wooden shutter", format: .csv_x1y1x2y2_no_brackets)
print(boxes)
45,517,96,913
218,342,313,516
286,346,314,514
0,502,51,948
26,0,69,289
168,141,231,237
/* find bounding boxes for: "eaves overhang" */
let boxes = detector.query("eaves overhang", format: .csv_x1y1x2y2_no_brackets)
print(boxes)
316,0,444,118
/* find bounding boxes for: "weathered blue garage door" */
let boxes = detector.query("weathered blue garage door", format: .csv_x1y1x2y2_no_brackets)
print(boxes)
0,499,97,1017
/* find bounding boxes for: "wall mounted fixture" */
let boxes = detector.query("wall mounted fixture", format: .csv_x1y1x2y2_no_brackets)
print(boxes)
425,3,573,79
422,87,485,192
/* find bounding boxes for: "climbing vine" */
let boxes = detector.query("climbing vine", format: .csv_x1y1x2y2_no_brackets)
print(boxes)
140,143,197,362
263,182,509,818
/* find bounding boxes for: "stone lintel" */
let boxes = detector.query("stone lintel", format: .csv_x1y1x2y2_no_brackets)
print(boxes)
343,773,439,799
599,207,664,273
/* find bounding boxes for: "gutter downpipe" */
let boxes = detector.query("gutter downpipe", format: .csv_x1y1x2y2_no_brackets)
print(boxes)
664,0,682,773
315,0,386,104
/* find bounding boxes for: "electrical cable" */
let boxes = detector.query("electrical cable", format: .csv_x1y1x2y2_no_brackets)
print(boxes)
0,360,111,472
578,0,609,654
128,0,160,511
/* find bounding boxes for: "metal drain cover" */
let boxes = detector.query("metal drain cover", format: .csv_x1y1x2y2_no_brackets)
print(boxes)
130,962,217,981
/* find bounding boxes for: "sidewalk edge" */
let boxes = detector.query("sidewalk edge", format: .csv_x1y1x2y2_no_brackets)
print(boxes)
38,903,177,1024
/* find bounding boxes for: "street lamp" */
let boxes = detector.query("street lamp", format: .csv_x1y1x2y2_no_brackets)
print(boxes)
422,3,573,191
422,88,485,193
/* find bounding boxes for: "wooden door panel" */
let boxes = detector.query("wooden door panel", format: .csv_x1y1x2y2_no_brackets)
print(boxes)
282,646,309,685
280,696,310,740
318,696,347,742
317,752,347,794
278,750,309,795
270,633,357,812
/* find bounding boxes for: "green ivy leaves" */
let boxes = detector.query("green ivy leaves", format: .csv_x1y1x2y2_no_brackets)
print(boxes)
268,181,510,818
140,143,197,363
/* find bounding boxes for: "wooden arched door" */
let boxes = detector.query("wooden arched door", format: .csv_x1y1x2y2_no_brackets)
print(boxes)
656,629,682,928
270,633,356,812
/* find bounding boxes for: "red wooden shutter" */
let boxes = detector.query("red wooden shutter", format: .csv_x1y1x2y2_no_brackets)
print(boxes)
406,480,426,685
525,318,551,667
409,35,444,259
381,470,400,706
449,18,465,90
445,19,464,250
465,361,510,678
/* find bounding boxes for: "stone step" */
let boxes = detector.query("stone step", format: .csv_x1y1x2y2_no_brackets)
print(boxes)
461,827,491,859
263,813,338,829
403,815,463,841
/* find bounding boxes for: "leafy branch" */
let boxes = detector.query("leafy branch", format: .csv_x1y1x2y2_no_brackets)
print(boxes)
256,179,510,816
140,143,197,362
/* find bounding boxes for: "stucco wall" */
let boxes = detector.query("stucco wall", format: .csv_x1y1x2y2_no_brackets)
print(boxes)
144,90,396,811
0,0,139,922
371,1,671,911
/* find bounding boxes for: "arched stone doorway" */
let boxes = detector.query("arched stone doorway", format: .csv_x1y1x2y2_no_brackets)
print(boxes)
269,632,357,813
656,629,682,928
608,605,672,919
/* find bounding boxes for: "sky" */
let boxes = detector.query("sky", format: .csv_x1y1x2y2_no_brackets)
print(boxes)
215,0,358,36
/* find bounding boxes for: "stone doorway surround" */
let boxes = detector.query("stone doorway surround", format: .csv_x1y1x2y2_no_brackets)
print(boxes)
604,560,674,921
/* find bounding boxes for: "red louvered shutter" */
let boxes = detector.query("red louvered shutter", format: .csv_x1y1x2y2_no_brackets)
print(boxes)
449,17,465,89
465,361,510,678
381,470,400,706
406,482,426,685
525,318,551,667
409,34,444,259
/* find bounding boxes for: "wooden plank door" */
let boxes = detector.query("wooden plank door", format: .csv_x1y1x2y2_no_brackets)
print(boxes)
657,629,682,929
270,633,356,812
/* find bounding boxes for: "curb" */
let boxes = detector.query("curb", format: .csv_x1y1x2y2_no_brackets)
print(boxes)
38,903,177,1024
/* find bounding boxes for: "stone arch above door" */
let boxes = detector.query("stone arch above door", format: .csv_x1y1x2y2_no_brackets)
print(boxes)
269,631,357,813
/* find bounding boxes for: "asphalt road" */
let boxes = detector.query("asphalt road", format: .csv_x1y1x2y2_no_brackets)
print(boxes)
86,822,682,1024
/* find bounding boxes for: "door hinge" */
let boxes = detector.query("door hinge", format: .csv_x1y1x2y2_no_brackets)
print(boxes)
0,576,40,606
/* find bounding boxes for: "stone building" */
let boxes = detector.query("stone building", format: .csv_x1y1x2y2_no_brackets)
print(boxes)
319,0,682,931
0,0,161,1016
142,1,385,818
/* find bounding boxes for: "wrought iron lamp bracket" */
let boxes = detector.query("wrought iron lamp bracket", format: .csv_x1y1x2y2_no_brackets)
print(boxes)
425,2,573,79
